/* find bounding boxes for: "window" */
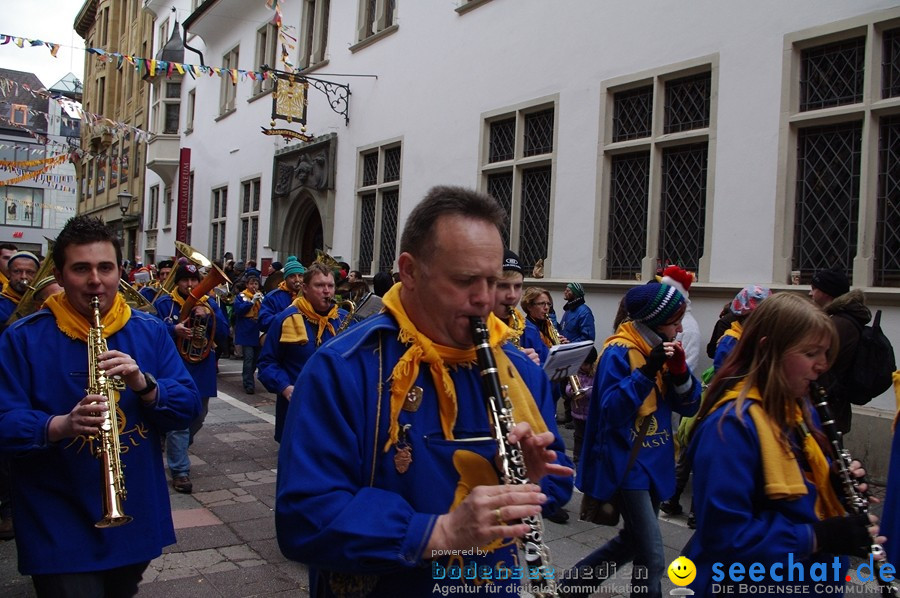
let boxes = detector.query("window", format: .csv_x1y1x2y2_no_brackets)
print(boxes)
356,143,401,274
211,187,227,261
2,187,43,227
356,0,396,43
220,46,239,115
601,62,714,280
239,178,261,262
164,186,173,227
147,185,159,230
186,89,195,132
480,102,556,275
254,24,277,95
779,14,900,287
300,0,330,69
151,81,180,135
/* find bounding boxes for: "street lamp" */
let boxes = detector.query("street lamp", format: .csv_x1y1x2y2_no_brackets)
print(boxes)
117,188,134,217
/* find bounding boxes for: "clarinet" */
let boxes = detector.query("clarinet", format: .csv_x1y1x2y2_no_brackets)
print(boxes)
810,382,899,596
470,317,556,598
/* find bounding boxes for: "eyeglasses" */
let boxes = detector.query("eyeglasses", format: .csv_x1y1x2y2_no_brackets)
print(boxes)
533,301,551,307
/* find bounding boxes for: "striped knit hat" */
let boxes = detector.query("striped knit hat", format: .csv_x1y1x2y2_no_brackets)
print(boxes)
624,282,686,329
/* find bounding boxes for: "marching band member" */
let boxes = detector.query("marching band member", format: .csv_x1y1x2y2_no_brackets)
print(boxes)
258,261,348,442
233,275,264,394
0,215,199,597
258,255,304,335
153,262,228,494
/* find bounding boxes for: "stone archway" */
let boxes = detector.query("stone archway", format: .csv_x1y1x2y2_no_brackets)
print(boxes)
268,133,336,261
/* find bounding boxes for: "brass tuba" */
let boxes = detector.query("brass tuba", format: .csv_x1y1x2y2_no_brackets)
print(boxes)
177,257,231,363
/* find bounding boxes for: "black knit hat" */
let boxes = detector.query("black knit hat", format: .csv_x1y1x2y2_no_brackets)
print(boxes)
624,282,686,329
811,268,850,299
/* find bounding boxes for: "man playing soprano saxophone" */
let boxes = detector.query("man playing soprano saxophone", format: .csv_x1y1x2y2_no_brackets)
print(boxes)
0,215,200,598
276,186,573,597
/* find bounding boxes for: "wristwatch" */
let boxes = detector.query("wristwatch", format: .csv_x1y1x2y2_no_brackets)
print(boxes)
135,372,158,397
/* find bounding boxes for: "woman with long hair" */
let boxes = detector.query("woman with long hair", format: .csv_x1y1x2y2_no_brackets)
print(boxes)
684,293,882,596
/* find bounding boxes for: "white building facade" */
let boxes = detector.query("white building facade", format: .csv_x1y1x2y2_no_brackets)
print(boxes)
138,0,900,474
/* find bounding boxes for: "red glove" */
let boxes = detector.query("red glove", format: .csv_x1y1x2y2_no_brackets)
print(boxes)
666,342,687,376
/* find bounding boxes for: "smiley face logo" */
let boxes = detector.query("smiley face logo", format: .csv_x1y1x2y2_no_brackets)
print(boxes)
667,556,696,586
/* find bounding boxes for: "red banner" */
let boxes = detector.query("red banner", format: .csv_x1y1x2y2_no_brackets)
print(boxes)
176,148,191,243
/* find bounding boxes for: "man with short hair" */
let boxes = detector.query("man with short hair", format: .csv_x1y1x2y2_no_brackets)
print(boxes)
258,261,348,442
276,186,573,596
258,256,305,334
0,242,17,287
153,263,228,492
0,215,199,596
809,267,870,433
0,251,41,328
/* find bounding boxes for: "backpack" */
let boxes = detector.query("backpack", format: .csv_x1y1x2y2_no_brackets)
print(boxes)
845,310,896,403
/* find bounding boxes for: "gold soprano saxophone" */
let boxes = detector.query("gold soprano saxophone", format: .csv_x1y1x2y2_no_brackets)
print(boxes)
470,317,556,597
87,296,132,528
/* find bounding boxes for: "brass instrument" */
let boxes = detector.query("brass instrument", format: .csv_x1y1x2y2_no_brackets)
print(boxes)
119,279,157,315
546,318,587,399
152,241,212,304
811,383,899,596
470,317,556,597
5,252,56,326
177,258,230,363
334,299,357,334
87,296,132,528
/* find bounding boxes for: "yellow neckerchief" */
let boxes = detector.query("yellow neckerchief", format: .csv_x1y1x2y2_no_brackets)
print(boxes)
44,292,131,341
170,289,209,310
381,283,545,451
0,280,22,304
240,289,261,319
707,381,844,519
280,296,338,345
602,321,662,417
722,320,743,342
277,280,298,297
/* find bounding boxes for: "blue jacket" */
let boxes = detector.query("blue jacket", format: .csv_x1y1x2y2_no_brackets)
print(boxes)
257,304,347,442
0,309,200,575
232,291,262,347
153,292,229,398
275,313,573,597
577,325,700,501
258,288,294,334
560,299,595,344
684,397,848,596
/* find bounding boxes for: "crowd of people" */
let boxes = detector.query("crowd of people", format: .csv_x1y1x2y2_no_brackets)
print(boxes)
0,185,897,597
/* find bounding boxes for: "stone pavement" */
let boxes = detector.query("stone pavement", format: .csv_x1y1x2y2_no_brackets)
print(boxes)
0,357,889,596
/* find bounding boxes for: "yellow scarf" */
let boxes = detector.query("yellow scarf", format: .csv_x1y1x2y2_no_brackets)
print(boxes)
240,289,261,319
708,381,844,519
722,320,743,342
602,321,662,417
0,280,22,304
280,296,337,345
381,283,546,451
44,292,131,341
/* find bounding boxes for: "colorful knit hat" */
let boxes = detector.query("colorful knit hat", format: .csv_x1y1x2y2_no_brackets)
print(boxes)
624,282,686,329
566,282,585,298
282,256,306,277
810,268,850,299
660,265,694,299
730,285,773,316
503,249,523,275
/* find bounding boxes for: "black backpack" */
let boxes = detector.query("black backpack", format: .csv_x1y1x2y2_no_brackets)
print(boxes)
845,310,896,403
